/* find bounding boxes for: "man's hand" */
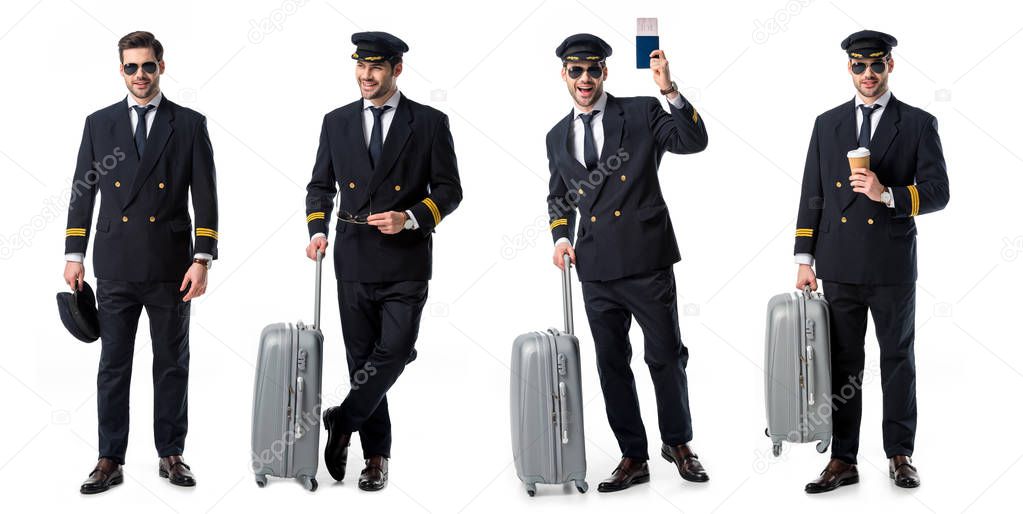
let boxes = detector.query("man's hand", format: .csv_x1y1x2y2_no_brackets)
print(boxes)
650,49,676,99
179,262,208,302
307,236,328,261
64,261,85,291
367,211,407,235
849,167,885,202
796,264,818,291
553,242,576,271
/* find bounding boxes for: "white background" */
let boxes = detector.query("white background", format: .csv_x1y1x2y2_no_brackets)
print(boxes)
1,0,1021,512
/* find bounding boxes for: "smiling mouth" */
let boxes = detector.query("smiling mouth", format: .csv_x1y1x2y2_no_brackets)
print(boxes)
576,84,595,97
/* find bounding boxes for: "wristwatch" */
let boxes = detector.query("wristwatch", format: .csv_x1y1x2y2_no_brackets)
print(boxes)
660,80,678,96
193,257,211,270
881,188,893,208
402,211,415,230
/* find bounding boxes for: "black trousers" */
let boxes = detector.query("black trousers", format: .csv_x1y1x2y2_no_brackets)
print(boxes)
581,267,692,461
823,281,917,465
95,279,190,464
334,279,427,458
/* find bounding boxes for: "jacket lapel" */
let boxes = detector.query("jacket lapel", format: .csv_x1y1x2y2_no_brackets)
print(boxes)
107,102,140,209
344,102,374,212
588,95,624,205
558,109,590,188
868,95,900,172
365,94,413,207
834,99,860,211
124,98,174,207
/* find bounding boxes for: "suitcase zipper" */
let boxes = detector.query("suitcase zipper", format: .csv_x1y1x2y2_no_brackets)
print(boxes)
797,295,811,441
544,331,562,481
285,323,300,477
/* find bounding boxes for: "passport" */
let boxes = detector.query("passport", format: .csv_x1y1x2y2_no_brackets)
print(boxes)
636,18,659,69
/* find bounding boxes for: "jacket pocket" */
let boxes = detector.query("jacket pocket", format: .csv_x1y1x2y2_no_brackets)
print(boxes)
637,204,667,222
888,219,917,238
170,218,192,233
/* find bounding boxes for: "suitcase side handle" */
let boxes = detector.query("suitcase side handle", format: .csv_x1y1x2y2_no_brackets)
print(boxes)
313,250,323,330
561,252,574,335
558,380,569,444
295,376,306,439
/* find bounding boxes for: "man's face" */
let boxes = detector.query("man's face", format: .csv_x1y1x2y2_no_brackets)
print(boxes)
562,61,607,108
848,56,893,100
120,47,163,102
355,60,401,101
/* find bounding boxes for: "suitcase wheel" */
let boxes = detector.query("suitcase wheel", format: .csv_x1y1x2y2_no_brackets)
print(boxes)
816,440,830,454
301,476,318,492
772,442,783,457
525,483,536,497
255,474,267,488
575,480,588,493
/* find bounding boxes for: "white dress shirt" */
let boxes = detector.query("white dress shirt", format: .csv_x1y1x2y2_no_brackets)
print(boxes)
554,92,686,248
66,93,214,266
311,89,418,241
794,90,895,266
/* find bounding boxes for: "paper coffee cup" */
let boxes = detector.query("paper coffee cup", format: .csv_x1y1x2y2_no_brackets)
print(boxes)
847,147,870,170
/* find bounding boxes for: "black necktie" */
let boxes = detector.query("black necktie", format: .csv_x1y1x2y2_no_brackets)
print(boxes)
368,105,392,169
133,104,155,158
858,104,880,148
579,110,601,171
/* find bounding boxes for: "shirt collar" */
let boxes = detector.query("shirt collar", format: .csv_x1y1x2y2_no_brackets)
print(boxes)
363,89,401,112
126,91,163,110
574,91,608,119
855,89,891,109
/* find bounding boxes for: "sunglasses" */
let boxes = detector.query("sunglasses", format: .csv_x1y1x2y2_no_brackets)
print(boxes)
566,65,603,79
123,61,158,75
850,59,889,75
338,211,372,224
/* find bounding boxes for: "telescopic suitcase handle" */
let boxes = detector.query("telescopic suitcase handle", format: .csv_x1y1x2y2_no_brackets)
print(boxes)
561,252,574,335
313,250,323,330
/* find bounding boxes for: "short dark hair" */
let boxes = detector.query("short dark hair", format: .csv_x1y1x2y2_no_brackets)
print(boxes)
118,31,163,63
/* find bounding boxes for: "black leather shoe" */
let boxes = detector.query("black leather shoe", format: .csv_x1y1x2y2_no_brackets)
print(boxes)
159,455,196,487
322,406,351,482
358,455,389,491
805,458,859,494
889,455,920,488
661,444,709,482
80,458,123,494
597,457,650,493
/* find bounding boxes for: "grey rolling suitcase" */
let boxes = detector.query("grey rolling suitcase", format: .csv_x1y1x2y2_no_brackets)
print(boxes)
510,253,588,497
764,286,833,457
251,251,325,491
